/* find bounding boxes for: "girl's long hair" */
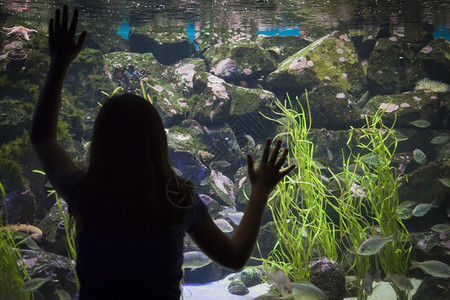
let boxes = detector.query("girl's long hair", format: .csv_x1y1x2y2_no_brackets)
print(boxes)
74,94,193,234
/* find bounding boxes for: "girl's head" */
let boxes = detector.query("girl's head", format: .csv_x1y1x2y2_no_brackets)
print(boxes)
89,93,169,179
77,93,190,232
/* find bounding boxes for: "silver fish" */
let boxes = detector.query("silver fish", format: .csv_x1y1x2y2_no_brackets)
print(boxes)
21,277,53,291
388,274,413,291
244,134,255,148
413,149,426,163
221,209,244,225
363,272,373,295
397,207,413,220
410,260,450,278
431,223,450,233
291,281,328,300
431,135,449,144
412,199,439,217
266,268,292,297
182,251,212,270
438,178,450,188
357,235,394,256
409,119,431,128
55,288,71,300
213,218,234,233
327,147,333,161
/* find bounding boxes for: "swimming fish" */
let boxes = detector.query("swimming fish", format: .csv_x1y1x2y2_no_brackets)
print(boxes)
220,208,244,225
413,149,426,163
357,235,395,256
431,136,449,144
54,288,71,300
266,268,292,297
438,178,450,188
291,281,328,300
412,199,439,217
408,119,431,128
387,274,413,291
410,260,450,278
244,134,256,148
397,207,414,220
326,147,333,161
182,251,212,270
398,200,418,208
21,277,53,291
431,223,450,232
363,272,373,295
213,218,234,233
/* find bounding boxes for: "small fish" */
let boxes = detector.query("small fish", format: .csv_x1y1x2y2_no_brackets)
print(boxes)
200,175,212,186
357,235,395,256
65,270,76,283
387,274,413,291
182,251,212,270
437,178,450,188
209,160,231,169
363,272,373,295
397,207,413,220
213,218,234,233
326,147,333,161
244,134,256,148
409,119,431,128
412,199,439,217
266,268,292,297
21,277,53,291
410,260,450,278
198,194,214,205
431,136,449,144
54,288,71,300
209,110,215,123
291,281,328,300
171,167,183,176
221,208,244,225
24,237,40,250
413,149,426,163
398,200,418,208
360,154,379,166
431,223,450,232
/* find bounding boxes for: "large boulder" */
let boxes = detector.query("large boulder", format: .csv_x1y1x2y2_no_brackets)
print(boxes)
266,32,367,99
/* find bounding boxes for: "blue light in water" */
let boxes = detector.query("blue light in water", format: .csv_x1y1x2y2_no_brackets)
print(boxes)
117,21,130,39
186,21,199,50
257,27,301,37
433,26,449,40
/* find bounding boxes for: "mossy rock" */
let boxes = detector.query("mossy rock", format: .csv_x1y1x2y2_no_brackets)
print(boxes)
204,39,277,80
367,37,427,95
298,84,365,130
363,90,447,129
257,35,312,63
418,37,450,83
266,32,366,99
66,48,115,108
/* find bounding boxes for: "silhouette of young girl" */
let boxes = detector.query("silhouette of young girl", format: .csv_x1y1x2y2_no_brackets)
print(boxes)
31,6,295,299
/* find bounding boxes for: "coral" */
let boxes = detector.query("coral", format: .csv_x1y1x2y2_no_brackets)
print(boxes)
415,78,449,93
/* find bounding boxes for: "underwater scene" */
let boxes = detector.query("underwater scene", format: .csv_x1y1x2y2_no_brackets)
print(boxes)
0,0,449,299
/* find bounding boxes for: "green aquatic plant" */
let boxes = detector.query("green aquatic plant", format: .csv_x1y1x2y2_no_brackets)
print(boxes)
0,181,32,300
331,106,412,299
32,170,79,290
261,92,338,281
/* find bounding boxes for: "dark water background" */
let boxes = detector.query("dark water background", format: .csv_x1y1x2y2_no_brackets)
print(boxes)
1,0,449,38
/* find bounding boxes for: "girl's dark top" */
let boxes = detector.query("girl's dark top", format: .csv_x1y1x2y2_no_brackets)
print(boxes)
62,171,208,299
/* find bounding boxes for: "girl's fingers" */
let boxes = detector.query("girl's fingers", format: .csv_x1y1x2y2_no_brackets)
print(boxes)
62,5,68,32
260,138,271,163
54,8,61,30
268,140,281,164
69,8,79,35
275,148,289,168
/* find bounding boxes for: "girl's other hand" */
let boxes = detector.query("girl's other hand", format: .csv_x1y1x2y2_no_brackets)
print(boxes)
247,138,295,196
49,5,87,65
